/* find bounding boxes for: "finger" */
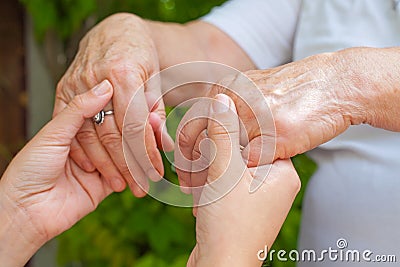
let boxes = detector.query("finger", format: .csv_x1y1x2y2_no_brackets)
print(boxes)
122,138,149,197
196,94,244,207
77,119,126,192
191,130,209,216
247,159,300,199
116,75,163,182
54,80,96,172
41,80,113,144
174,100,209,194
53,90,96,172
207,94,242,181
69,138,95,172
148,112,174,152
69,159,114,208
146,91,174,152
241,135,276,167
95,110,137,192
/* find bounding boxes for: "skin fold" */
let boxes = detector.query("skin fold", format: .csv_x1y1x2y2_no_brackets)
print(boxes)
49,12,400,266
0,91,299,267
58,13,400,196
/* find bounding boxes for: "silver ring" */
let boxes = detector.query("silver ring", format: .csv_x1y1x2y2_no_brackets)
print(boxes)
93,110,114,125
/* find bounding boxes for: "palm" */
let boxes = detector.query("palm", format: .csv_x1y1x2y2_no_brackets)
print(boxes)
34,159,110,238
4,140,111,241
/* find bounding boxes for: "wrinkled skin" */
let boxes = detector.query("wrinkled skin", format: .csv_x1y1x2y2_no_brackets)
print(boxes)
55,13,174,196
175,48,400,190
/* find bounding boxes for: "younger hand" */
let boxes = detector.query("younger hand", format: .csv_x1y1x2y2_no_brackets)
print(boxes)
187,94,300,267
0,81,114,266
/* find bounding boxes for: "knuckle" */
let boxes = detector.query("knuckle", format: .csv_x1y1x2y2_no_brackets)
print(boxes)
110,63,135,78
109,63,149,86
79,69,97,87
123,121,146,140
119,165,132,179
146,149,159,166
55,79,73,105
177,129,193,150
191,144,201,160
192,151,209,171
69,143,82,154
76,129,99,145
55,79,64,96
69,94,85,111
99,131,122,150
207,83,226,97
97,159,116,172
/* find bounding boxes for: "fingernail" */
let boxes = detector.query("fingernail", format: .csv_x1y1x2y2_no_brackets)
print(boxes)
83,161,95,172
133,185,147,198
147,168,161,182
93,80,111,96
111,178,125,192
212,94,230,113
181,186,191,194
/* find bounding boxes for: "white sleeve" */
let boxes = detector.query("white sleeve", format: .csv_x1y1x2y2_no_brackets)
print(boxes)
202,0,302,69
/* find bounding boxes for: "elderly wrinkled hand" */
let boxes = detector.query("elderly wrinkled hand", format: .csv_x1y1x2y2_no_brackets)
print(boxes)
55,13,174,197
175,47,400,191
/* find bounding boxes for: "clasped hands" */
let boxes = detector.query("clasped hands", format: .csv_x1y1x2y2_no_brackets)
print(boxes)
0,14,300,267
0,79,298,267
2,13,399,267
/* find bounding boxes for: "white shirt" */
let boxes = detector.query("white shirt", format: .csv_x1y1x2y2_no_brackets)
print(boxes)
203,1,400,265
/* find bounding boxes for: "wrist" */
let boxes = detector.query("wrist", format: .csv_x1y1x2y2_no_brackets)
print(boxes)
334,47,400,128
146,20,210,106
0,181,46,266
318,49,369,127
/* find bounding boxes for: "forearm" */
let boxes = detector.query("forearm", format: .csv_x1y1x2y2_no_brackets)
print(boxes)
0,184,44,266
335,47,400,131
146,20,255,106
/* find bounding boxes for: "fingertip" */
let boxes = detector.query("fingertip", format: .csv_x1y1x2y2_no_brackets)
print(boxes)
180,185,192,195
210,94,236,115
82,161,96,172
192,207,198,217
69,139,96,172
161,128,175,152
111,177,127,192
149,112,174,152
92,79,113,97
132,185,148,198
147,168,162,182
176,169,192,194
127,177,149,198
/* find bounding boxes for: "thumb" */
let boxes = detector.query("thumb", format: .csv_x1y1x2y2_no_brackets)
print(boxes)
40,80,113,145
207,94,242,181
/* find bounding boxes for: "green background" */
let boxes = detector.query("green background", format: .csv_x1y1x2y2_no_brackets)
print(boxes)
20,1,316,266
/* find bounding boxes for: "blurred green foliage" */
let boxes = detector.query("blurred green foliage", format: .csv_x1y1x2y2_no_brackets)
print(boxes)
20,1,317,266
20,0,226,40
57,190,195,267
